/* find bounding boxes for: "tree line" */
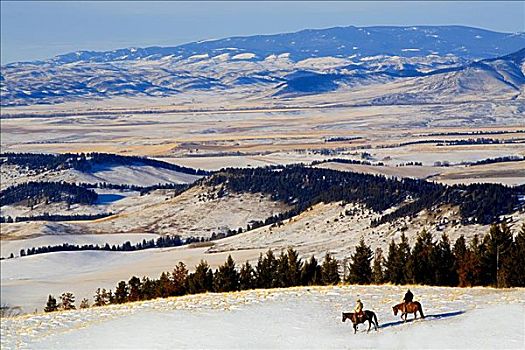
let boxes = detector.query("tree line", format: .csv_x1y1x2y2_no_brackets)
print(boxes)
468,156,525,166
79,181,188,196
15,235,204,259
1,181,97,207
352,223,525,288
44,248,340,311
1,152,210,176
43,223,525,312
1,212,112,224
208,165,523,227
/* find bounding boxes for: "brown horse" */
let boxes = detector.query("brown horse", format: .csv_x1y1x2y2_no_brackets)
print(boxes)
393,301,425,322
342,310,379,334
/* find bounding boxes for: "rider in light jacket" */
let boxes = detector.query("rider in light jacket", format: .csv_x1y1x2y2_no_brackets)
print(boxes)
354,299,364,317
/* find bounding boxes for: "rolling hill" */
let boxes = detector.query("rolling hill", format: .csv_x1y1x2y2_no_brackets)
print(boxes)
1,26,524,107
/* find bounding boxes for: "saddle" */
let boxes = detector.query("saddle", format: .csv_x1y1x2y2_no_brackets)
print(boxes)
353,311,366,323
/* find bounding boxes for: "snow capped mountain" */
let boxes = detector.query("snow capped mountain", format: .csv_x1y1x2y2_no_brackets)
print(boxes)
1,26,524,106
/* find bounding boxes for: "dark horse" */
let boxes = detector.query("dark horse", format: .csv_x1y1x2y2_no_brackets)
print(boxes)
342,310,379,334
393,301,425,322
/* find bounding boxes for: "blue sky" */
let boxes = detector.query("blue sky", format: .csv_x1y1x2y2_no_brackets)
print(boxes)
1,1,524,63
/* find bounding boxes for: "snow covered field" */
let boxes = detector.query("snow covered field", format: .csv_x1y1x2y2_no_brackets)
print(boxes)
1,285,523,349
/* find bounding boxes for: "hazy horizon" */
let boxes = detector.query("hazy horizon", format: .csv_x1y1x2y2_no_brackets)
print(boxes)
1,1,524,64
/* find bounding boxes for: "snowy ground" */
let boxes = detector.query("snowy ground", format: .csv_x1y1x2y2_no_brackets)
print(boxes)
1,285,523,349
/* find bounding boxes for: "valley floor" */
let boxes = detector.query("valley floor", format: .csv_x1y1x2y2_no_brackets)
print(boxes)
1,285,524,349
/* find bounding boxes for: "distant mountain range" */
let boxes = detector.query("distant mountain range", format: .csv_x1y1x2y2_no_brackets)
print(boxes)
1,25,524,107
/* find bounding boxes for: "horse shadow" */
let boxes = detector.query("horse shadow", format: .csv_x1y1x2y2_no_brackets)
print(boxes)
380,310,465,329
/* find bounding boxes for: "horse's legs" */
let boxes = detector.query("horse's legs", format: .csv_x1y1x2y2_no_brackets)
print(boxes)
367,320,371,333
353,324,357,334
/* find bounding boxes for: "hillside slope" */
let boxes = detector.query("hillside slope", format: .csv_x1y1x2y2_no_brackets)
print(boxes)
1,285,523,349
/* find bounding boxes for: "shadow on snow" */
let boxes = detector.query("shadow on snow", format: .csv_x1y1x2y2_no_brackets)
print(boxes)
379,310,465,329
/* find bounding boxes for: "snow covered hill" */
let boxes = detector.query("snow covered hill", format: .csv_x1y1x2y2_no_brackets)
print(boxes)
1,285,523,349
1,26,524,107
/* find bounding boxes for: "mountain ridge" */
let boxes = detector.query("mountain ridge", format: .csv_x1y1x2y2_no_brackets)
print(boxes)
1,25,524,107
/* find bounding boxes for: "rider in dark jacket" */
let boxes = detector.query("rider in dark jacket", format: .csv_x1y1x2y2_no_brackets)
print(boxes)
403,289,414,304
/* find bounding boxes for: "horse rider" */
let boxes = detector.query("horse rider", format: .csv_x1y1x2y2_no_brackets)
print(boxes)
354,298,364,320
403,289,413,305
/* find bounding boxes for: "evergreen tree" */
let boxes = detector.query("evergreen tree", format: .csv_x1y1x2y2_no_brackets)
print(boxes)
383,239,398,284
156,272,173,298
433,233,457,286
275,251,291,288
79,298,90,309
479,223,514,287
371,247,384,284
410,230,435,285
472,234,485,284
321,253,340,285
93,288,110,307
384,237,412,285
128,276,142,302
44,295,58,312
398,233,413,284
114,281,129,303
188,260,213,294
347,238,373,284
60,292,76,310
454,235,473,287
507,223,525,287
213,255,240,292
286,248,302,287
301,255,322,286
172,262,189,296
140,277,157,300
239,261,256,290
256,250,277,288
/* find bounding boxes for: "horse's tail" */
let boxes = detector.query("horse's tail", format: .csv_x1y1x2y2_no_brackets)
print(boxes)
373,312,379,328
417,302,425,319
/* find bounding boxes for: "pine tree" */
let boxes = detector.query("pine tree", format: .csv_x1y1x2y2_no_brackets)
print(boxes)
93,288,110,307
256,250,277,288
347,238,373,284
480,223,514,287
79,298,90,309
410,229,435,285
172,262,189,296
213,255,240,292
114,281,129,303
507,223,525,287
275,251,291,288
383,239,399,284
188,260,214,294
128,276,142,302
286,248,302,287
384,237,411,285
140,277,157,300
156,272,173,298
454,235,473,287
60,292,76,310
239,261,256,290
321,253,340,285
44,295,58,312
467,234,483,286
398,233,413,284
434,233,457,286
371,247,384,284
301,255,322,286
